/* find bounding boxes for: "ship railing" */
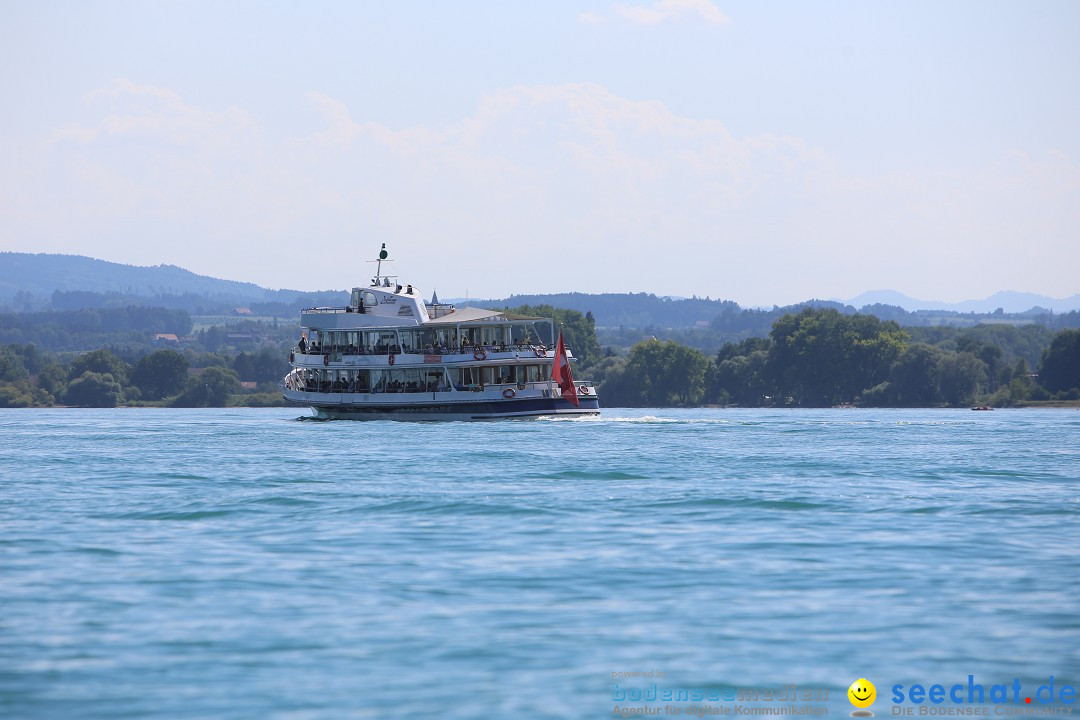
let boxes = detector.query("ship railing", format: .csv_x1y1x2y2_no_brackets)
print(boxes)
287,379,557,395
300,306,365,314
294,343,559,358
293,345,401,356
399,343,551,355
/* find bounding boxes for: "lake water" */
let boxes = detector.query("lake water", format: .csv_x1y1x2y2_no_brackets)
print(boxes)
1,407,1078,719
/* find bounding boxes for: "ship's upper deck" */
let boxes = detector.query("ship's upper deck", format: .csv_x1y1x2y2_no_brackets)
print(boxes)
298,279,524,331
298,245,551,332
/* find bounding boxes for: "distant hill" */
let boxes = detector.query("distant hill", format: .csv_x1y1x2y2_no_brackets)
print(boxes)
0,253,291,302
2,253,1077,329
846,289,1080,314
470,292,738,328
0,253,348,314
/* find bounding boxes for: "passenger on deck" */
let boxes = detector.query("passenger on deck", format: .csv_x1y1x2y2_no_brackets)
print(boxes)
298,336,307,354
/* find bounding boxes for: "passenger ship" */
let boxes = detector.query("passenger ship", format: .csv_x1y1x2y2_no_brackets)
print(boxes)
281,246,601,420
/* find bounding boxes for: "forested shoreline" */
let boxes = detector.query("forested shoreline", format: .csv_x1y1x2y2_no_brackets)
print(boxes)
1,303,1078,409
591,309,1080,408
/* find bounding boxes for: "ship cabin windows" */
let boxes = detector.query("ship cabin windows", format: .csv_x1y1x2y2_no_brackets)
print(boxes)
446,364,548,389
369,367,447,393
453,323,543,352
303,329,410,355
300,321,550,357
399,329,429,354
347,289,369,313
296,365,549,393
296,368,371,393
296,368,451,393
371,331,399,354
414,328,452,353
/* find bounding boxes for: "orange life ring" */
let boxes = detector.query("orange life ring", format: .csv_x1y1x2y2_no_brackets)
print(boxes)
579,385,591,395
323,354,329,366
533,346,545,357
388,353,395,366
474,349,487,361
502,388,516,399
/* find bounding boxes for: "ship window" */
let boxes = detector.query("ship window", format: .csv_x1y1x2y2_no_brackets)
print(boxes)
423,368,448,391
370,369,387,393
400,330,421,352
361,291,378,308
371,331,397,353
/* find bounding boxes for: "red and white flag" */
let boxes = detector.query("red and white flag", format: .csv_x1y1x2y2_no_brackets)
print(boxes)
551,332,579,407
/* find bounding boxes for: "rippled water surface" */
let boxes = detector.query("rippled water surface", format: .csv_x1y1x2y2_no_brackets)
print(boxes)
1,407,1078,719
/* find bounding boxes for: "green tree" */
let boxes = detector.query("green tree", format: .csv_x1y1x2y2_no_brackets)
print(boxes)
36,361,67,399
233,346,288,384
766,309,906,406
133,350,188,400
957,334,1004,392
710,349,770,406
171,366,240,407
985,358,1035,407
887,343,945,406
69,348,129,386
936,352,988,406
707,337,773,405
0,345,57,406
0,346,27,383
1037,329,1080,394
0,384,36,407
594,357,636,407
0,346,35,406
63,371,123,407
616,339,709,406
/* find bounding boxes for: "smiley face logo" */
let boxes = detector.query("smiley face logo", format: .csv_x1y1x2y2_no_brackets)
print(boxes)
848,678,876,715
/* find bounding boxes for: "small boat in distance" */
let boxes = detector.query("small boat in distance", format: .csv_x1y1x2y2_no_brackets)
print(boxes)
281,245,601,420
971,406,994,411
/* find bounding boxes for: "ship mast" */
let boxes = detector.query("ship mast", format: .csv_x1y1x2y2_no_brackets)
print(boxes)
371,243,390,286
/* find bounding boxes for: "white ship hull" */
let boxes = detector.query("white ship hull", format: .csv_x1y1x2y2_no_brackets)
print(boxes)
284,387,600,420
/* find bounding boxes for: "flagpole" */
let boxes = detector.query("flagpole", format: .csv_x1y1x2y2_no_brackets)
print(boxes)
548,323,557,400
551,328,580,407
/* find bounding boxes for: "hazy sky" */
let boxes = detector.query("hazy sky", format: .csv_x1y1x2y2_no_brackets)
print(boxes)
2,1,1078,306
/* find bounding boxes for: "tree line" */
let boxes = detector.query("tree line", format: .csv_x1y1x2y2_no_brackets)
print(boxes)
589,309,1080,408
4,305,1079,410
0,345,289,408
597,303,1080,361
480,291,1080,332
